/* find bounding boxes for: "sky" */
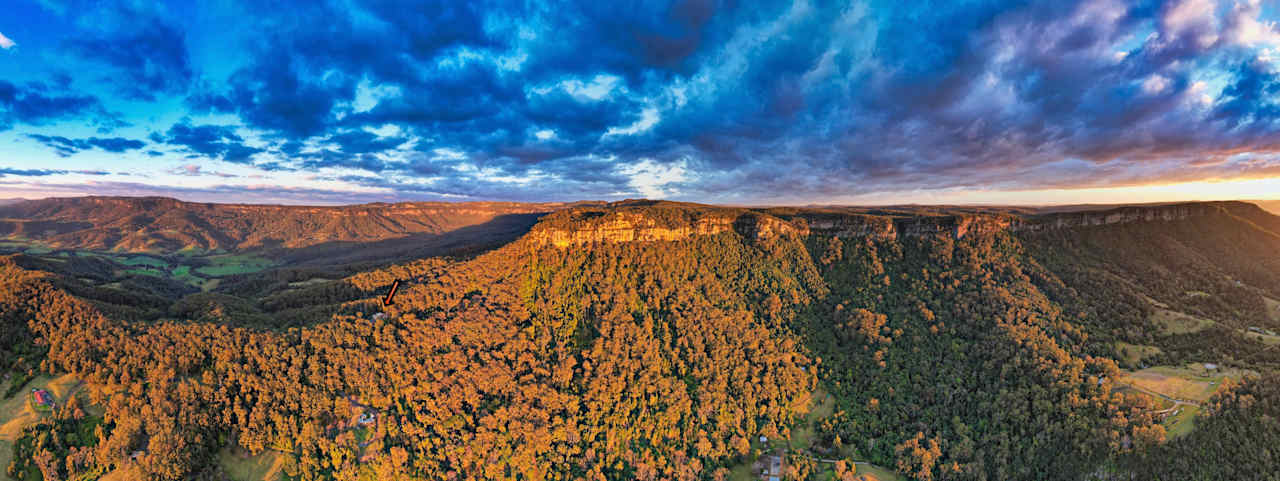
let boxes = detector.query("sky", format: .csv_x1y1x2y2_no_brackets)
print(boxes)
2,0,1280,205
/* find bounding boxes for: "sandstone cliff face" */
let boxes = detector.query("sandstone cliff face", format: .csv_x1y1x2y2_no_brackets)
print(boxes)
1009,202,1222,232
528,209,811,248
534,213,735,248
532,202,1244,248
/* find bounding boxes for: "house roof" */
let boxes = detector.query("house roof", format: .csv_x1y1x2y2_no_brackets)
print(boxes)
33,389,53,405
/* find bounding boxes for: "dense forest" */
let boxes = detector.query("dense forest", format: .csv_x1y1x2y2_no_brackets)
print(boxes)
1,199,1278,480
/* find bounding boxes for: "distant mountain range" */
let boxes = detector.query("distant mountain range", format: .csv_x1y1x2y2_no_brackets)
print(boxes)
0,196,589,264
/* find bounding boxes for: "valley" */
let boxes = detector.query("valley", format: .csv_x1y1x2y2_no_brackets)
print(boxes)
0,197,1279,481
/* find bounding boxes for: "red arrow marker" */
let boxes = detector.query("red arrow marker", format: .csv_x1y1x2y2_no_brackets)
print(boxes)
383,279,400,306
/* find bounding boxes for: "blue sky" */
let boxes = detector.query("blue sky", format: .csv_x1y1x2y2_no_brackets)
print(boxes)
3,0,1280,205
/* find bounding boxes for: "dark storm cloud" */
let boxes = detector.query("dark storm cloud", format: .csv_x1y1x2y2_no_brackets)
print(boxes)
0,80,105,131
0,167,68,177
0,179,404,205
327,130,407,154
153,122,263,163
65,7,193,100
25,134,146,156
0,167,111,177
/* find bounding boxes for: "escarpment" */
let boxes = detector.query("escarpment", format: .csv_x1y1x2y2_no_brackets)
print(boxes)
527,204,809,248
530,201,1257,248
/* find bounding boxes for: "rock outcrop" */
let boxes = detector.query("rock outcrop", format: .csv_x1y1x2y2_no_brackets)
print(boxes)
532,212,735,248
531,201,1251,248
528,208,810,248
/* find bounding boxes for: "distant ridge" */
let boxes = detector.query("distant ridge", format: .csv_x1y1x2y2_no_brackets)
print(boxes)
0,196,586,262
1252,199,1280,215
522,199,1279,248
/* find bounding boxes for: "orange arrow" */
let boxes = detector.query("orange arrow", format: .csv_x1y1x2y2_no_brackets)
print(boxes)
383,279,400,306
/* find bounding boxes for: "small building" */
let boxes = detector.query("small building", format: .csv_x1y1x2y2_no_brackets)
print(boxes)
1204,363,1219,370
357,412,376,426
760,455,784,481
31,388,54,408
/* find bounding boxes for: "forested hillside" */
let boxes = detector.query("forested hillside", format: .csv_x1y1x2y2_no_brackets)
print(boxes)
0,196,572,264
0,199,1277,481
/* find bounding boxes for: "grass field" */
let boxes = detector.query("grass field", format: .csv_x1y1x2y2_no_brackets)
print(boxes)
0,375,54,443
853,463,906,481
1152,308,1216,335
203,278,222,291
1116,342,1162,366
99,465,144,481
169,264,212,287
287,278,332,288
125,267,166,277
1163,405,1200,439
0,374,78,480
1244,330,1280,345
1265,297,1280,324
196,254,274,277
121,255,168,267
219,446,288,481
0,374,46,481
1119,367,1220,403
791,388,836,449
1114,364,1246,440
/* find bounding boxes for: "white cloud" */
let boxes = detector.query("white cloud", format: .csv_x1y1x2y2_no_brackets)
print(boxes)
1161,0,1219,48
1141,74,1171,95
352,79,402,113
1224,0,1280,47
534,129,556,140
561,74,621,101
0,32,15,50
604,107,660,137
619,158,688,198
526,74,623,103
431,148,467,160
1188,80,1215,106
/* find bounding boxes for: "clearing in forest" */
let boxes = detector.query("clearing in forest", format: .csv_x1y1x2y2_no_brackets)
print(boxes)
854,464,907,481
1151,308,1215,335
1265,297,1280,324
195,254,274,277
1115,341,1161,366
219,446,288,481
0,374,85,481
1118,364,1247,404
1163,405,1200,439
